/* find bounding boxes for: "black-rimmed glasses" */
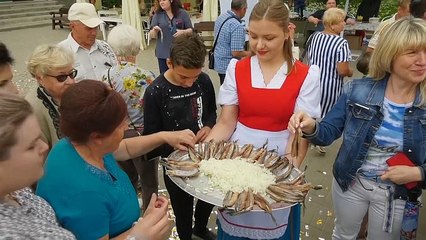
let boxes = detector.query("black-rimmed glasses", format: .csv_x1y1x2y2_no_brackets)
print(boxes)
46,69,78,82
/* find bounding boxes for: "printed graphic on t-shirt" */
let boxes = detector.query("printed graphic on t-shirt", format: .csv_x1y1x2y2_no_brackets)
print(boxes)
372,98,411,152
167,90,203,129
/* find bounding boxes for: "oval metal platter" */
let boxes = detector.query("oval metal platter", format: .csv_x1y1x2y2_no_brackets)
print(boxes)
166,146,304,211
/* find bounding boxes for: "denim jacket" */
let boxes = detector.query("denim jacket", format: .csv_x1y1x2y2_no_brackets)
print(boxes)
305,76,426,199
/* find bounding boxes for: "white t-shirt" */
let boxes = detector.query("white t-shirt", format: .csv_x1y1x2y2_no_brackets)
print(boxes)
217,56,321,239
368,14,397,49
218,57,321,156
58,34,116,81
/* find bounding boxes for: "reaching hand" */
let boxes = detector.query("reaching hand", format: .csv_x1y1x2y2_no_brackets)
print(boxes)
288,111,316,135
196,126,211,143
346,18,356,25
164,129,196,151
312,18,320,25
129,194,172,240
149,26,161,39
152,25,161,32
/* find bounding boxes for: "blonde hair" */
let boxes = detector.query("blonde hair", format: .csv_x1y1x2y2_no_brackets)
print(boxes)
249,0,293,72
370,17,426,106
323,8,346,28
0,91,33,160
27,44,74,78
399,0,411,9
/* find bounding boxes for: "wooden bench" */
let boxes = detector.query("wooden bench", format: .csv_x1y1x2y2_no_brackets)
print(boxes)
194,21,215,49
50,7,70,30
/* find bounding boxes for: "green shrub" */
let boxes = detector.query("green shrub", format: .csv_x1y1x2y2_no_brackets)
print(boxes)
102,0,121,9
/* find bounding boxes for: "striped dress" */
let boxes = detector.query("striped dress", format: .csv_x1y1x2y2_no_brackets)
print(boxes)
307,32,351,117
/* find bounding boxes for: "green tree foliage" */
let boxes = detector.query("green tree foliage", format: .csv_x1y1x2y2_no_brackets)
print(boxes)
102,0,121,9
304,0,397,19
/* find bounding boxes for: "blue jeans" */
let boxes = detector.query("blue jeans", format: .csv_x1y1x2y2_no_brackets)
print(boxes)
216,204,301,240
157,58,168,74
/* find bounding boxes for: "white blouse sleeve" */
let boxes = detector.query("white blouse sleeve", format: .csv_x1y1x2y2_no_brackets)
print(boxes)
217,59,239,106
294,65,321,118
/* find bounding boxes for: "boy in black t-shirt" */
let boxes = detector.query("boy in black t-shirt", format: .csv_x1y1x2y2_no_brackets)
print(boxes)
143,33,217,240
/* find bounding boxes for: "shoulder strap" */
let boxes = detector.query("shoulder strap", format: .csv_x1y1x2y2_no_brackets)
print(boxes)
212,16,238,51
107,67,114,89
300,32,317,60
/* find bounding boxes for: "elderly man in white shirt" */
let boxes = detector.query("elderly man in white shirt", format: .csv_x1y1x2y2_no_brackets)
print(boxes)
59,3,116,81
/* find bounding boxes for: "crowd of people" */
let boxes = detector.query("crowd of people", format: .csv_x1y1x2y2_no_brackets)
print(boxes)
0,0,426,240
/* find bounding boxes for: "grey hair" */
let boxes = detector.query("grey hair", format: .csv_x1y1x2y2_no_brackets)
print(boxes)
107,24,141,57
231,0,247,10
27,44,74,78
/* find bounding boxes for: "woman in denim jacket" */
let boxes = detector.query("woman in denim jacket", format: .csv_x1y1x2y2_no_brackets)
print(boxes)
289,18,426,239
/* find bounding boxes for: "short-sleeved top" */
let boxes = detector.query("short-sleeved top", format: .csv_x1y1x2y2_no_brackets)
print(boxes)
307,32,351,80
217,57,320,238
219,57,321,156
307,32,351,116
213,10,246,74
368,14,396,49
36,139,139,240
143,72,217,158
102,61,155,127
0,188,76,239
58,34,117,81
151,9,193,59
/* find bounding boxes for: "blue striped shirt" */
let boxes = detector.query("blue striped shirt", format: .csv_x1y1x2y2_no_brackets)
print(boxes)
307,32,351,117
213,10,246,74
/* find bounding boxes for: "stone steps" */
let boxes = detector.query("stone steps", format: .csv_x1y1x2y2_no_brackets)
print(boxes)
0,19,52,32
0,0,57,8
0,0,63,32
0,10,56,20
0,5,63,15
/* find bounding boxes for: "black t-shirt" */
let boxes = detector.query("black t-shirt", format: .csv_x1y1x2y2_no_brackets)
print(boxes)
143,72,217,158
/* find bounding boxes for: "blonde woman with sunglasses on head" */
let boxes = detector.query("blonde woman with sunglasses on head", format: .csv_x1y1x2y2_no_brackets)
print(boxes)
25,45,77,149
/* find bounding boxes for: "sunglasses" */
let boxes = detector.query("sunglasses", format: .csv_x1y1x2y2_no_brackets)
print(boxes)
46,69,78,82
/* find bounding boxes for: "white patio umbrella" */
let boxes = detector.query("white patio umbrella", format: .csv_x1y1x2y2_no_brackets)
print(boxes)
340,0,350,37
121,0,147,50
203,0,219,21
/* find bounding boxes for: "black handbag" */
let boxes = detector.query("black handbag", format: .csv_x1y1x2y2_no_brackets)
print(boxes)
209,16,236,69
208,49,215,69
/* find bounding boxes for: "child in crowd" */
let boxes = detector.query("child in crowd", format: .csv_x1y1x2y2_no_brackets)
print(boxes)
143,33,217,240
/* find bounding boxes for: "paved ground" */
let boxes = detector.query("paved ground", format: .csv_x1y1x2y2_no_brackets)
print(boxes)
1,25,425,239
